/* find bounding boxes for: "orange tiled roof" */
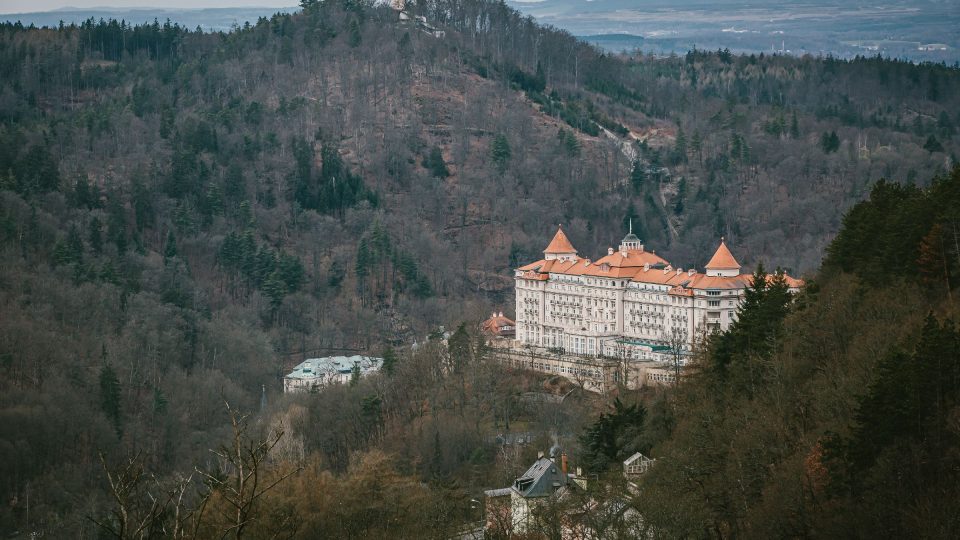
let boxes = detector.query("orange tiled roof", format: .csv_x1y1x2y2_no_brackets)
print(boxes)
543,227,577,254
518,231,802,291
482,313,516,337
786,276,804,288
648,271,803,291
546,258,592,276
705,239,741,270
689,274,752,289
631,266,701,286
764,274,805,289
592,249,668,269
518,259,547,272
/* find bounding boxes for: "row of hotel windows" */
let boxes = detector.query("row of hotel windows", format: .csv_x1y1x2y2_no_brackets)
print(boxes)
550,275,629,289
549,284,619,297
648,372,677,383
538,277,733,299
537,296,732,316
621,348,661,360
549,296,617,308
551,274,686,294
508,357,601,379
526,288,735,308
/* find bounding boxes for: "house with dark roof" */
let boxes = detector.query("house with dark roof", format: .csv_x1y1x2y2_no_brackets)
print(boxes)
484,452,571,535
483,450,648,538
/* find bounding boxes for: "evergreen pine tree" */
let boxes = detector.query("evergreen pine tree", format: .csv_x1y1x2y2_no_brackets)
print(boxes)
923,135,944,153
578,398,647,472
350,362,361,386
99,362,122,436
276,253,305,293
674,177,687,215
630,160,646,192
163,229,177,260
356,237,370,304
107,194,127,253
447,323,473,373
263,270,287,308
425,146,450,178
491,134,512,173
690,130,703,163
348,19,361,48
73,176,92,208
674,126,688,163
153,387,168,414
88,216,103,254
224,163,246,205
381,346,398,375
60,224,84,266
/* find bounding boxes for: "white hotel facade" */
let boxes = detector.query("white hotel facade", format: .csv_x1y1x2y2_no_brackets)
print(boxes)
514,226,802,364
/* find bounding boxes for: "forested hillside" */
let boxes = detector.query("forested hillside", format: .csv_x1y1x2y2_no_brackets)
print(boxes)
635,166,960,538
0,0,958,536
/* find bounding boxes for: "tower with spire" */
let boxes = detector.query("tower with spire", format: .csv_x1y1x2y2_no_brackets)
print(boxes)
618,219,644,254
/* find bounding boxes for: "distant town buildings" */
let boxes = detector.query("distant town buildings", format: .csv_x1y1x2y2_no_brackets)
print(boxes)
283,355,383,393
488,225,802,392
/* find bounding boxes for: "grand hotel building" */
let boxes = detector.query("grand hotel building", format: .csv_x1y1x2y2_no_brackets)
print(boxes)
514,226,802,363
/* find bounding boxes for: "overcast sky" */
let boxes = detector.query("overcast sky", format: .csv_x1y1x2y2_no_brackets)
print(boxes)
0,1,296,13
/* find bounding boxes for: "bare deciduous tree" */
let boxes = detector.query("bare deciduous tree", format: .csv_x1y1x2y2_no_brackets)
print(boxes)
196,401,302,539
90,451,210,539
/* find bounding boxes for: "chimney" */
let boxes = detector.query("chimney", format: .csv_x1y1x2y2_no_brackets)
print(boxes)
561,452,568,475
644,263,650,271
688,268,696,276
676,268,682,276
498,311,503,317
607,247,614,255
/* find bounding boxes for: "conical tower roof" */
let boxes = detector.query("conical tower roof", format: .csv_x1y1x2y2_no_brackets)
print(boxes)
705,238,741,270
544,226,577,254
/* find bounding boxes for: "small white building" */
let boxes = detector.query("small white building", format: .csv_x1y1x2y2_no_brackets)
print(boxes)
623,452,656,477
283,355,383,393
